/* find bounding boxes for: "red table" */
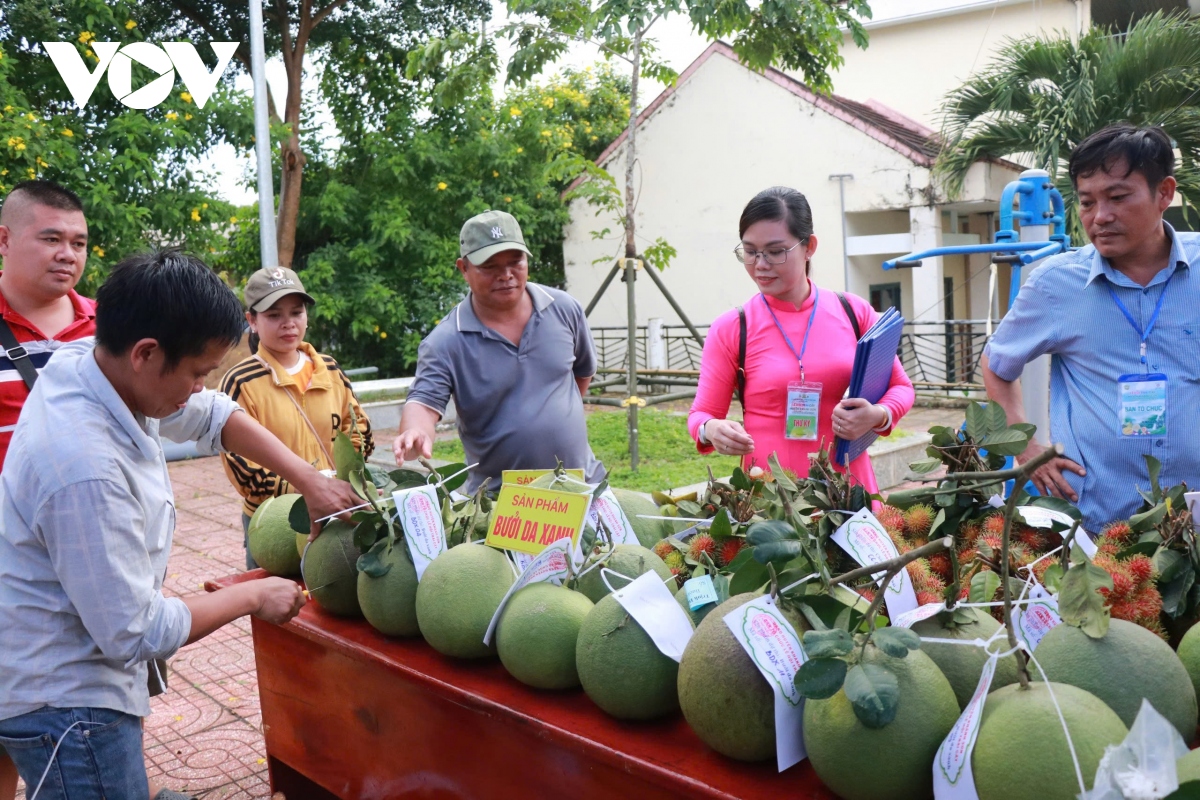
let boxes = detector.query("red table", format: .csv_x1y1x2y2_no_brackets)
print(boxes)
207,570,837,800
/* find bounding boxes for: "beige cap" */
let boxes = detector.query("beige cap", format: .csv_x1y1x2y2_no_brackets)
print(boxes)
243,266,315,312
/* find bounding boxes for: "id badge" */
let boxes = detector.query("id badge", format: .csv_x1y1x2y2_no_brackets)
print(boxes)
785,381,822,441
1118,373,1167,437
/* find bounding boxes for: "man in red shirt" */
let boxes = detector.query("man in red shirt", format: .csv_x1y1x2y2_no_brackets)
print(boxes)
0,181,95,469
0,182,94,798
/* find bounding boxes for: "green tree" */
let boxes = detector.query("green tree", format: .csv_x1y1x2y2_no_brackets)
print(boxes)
936,12,1200,241
0,0,248,292
150,0,487,267
216,65,631,374
412,0,873,266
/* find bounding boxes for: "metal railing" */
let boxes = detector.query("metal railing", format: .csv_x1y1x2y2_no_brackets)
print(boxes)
589,319,990,394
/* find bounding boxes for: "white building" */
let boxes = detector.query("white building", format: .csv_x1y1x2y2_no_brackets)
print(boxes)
563,0,1196,339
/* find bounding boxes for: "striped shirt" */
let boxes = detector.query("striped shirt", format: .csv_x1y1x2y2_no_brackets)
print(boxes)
984,223,1200,530
0,286,96,468
0,340,239,721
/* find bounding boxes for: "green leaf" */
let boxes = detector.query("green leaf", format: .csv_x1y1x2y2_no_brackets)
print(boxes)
389,469,430,491
1153,549,1187,583
802,628,854,658
356,539,393,578
709,509,734,540
1059,560,1113,638
768,453,797,491
964,402,987,441
978,429,1030,456
907,457,943,475
1144,454,1163,502
872,627,920,658
1164,780,1200,799
352,518,382,551
288,496,310,535
1041,563,1064,593
333,431,364,481
651,491,674,506
729,559,770,596
431,462,469,495
880,489,932,510
746,520,798,545
844,663,900,728
794,657,848,700
970,571,1000,604
1130,503,1168,533
729,468,752,492
753,539,804,564
725,545,756,572
1025,495,1082,521
982,402,1009,438
1161,564,1196,618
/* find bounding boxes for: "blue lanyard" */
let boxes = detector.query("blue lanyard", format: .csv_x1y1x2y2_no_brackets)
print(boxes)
1105,271,1174,366
761,288,819,380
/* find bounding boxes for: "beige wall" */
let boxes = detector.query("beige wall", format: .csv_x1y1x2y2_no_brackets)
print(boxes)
828,0,1082,129
563,52,937,328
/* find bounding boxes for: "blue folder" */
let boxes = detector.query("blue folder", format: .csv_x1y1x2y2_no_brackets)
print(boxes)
834,308,905,465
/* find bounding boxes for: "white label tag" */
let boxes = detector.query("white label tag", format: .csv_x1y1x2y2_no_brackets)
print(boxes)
610,571,695,662
482,538,573,646
987,494,1005,509
1016,506,1097,559
722,596,808,772
933,654,997,799
684,575,719,610
893,602,947,629
831,509,919,619
392,485,446,581
1186,492,1200,525
1014,583,1062,652
587,488,640,546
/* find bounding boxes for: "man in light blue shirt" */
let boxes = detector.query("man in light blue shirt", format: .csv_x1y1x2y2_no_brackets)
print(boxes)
983,124,1200,531
0,251,361,799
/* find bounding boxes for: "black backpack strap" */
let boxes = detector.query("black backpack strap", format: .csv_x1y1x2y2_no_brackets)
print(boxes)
0,319,38,391
735,305,747,407
836,292,862,340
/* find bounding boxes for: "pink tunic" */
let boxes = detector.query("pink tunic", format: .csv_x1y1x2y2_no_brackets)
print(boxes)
688,284,915,496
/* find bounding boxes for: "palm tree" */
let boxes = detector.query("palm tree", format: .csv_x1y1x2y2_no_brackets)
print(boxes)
936,13,1200,241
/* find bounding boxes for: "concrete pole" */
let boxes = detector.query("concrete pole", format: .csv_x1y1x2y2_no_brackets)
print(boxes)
249,0,278,269
1016,169,1053,446
625,259,639,470
830,174,853,293
908,205,946,384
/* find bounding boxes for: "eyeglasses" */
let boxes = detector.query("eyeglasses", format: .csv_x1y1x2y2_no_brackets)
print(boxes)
733,241,804,266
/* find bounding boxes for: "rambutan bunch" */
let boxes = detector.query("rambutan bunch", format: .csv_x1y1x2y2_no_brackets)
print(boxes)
688,534,716,564
663,550,685,570
958,520,982,548
652,539,675,561
906,558,947,606
716,538,744,568
1094,552,1165,638
902,504,934,545
877,504,905,538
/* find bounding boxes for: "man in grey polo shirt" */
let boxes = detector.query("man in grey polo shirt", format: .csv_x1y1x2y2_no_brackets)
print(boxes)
394,210,603,492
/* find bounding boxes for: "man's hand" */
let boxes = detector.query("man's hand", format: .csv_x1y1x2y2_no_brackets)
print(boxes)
250,577,306,625
1018,440,1086,501
292,472,363,541
705,419,755,457
393,429,433,464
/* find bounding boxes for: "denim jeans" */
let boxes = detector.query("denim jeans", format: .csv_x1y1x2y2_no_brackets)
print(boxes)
0,706,148,800
242,512,259,571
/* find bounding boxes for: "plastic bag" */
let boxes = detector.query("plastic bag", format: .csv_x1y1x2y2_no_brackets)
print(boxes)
1083,699,1189,800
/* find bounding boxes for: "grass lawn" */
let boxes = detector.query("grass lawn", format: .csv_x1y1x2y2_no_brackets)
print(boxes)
431,408,740,493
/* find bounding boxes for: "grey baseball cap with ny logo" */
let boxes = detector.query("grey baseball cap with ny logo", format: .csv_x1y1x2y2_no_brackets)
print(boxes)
459,209,532,266
243,266,316,312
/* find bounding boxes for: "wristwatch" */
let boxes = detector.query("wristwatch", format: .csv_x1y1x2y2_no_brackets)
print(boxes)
699,420,711,445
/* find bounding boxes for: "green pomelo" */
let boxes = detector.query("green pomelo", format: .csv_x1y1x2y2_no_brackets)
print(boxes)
497,583,593,689
1176,622,1200,710
677,593,809,762
296,530,307,557
415,543,514,659
675,584,718,628
357,542,420,637
804,647,959,800
911,607,1020,709
576,593,686,719
1178,748,1200,784
300,520,362,617
973,682,1127,800
610,487,671,548
1033,618,1198,739
247,494,304,577
575,544,673,603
